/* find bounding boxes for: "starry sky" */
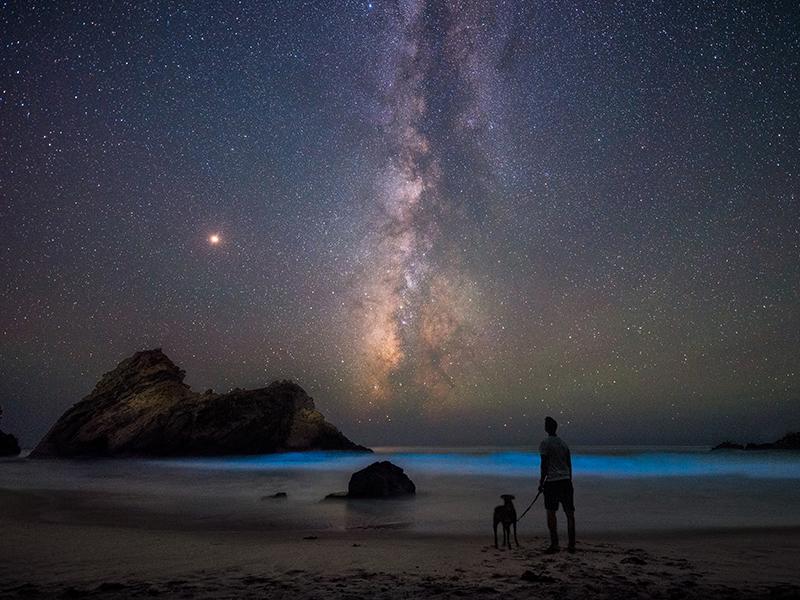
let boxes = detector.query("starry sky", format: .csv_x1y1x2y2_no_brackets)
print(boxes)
2,1,799,448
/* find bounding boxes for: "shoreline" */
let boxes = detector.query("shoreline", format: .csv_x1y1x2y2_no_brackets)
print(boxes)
1,488,799,598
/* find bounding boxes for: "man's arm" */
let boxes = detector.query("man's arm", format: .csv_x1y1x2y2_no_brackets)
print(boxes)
567,450,572,480
539,455,548,491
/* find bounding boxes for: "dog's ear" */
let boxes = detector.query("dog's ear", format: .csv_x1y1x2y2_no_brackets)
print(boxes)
501,494,515,501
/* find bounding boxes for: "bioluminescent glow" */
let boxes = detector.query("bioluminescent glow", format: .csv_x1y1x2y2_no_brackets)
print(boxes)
156,449,800,480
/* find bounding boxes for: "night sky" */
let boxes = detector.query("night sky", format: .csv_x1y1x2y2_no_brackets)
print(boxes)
2,1,799,448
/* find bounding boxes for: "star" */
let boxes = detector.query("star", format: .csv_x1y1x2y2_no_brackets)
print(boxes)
1,0,797,446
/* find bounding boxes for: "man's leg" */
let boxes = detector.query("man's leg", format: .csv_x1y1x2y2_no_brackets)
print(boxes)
546,510,559,549
566,510,576,550
564,480,576,551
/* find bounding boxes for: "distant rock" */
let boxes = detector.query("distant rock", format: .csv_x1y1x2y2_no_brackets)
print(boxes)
711,441,745,451
773,432,800,450
323,491,349,500
745,442,775,451
262,492,287,500
346,461,416,498
30,349,370,458
0,404,21,457
712,432,800,451
0,430,20,457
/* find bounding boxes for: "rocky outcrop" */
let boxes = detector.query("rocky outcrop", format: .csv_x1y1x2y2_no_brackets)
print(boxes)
773,432,800,449
346,461,416,498
711,441,744,451
30,349,370,458
0,405,21,457
712,432,800,451
0,431,20,457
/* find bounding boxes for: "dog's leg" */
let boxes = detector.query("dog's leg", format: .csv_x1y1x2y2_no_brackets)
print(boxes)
513,520,519,547
493,521,498,549
505,524,512,549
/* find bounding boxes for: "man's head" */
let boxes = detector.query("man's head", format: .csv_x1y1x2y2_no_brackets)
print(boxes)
544,416,558,435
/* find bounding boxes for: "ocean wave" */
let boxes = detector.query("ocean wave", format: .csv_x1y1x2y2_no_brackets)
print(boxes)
155,448,800,479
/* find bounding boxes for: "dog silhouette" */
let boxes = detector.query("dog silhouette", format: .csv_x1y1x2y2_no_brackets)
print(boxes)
493,494,519,549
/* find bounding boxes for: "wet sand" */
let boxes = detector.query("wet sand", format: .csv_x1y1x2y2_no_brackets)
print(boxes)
1,488,799,599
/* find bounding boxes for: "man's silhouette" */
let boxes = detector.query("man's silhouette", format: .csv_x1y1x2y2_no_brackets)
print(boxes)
538,416,576,553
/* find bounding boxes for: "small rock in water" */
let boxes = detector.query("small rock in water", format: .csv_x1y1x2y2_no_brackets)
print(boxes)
324,491,349,500
261,492,287,500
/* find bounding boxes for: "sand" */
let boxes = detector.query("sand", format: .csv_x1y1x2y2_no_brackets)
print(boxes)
0,488,798,599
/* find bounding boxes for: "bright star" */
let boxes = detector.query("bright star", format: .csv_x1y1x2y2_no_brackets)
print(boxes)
209,234,220,245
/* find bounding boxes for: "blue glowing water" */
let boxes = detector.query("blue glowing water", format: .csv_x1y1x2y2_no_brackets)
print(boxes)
157,446,800,480
3,447,800,534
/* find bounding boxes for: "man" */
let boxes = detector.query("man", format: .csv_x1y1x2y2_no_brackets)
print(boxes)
538,416,575,553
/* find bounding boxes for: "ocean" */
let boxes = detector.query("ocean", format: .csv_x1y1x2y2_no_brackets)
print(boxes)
3,446,800,535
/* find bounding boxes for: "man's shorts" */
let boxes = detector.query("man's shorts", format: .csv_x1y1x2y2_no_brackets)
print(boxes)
543,479,575,512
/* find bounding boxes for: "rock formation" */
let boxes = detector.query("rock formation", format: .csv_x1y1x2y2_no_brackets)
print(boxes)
30,349,370,458
0,431,21,457
0,405,21,457
711,441,744,451
712,432,800,451
773,432,800,449
346,461,416,498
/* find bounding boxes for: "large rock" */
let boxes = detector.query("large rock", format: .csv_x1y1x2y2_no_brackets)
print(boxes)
30,349,370,458
0,431,20,457
347,461,416,498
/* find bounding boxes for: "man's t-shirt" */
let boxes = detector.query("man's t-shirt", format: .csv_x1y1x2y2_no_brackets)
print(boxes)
539,435,572,481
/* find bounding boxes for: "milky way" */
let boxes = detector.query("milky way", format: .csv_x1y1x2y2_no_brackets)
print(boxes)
1,1,798,446
352,1,490,413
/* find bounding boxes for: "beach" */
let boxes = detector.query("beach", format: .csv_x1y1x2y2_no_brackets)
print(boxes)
1,448,799,598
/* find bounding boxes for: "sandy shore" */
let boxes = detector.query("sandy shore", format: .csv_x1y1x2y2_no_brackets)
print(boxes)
1,488,798,599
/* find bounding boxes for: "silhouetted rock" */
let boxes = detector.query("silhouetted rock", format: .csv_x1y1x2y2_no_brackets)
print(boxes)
324,491,349,500
711,441,745,451
0,406,20,456
0,430,20,457
773,432,800,450
745,442,774,450
262,492,287,500
0,404,21,457
712,432,799,451
30,349,370,458
346,461,416,498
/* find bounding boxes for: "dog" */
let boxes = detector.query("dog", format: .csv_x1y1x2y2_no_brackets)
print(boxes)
493,494,519,549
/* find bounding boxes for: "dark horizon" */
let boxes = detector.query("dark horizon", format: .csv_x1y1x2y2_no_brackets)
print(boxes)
2,1,799,449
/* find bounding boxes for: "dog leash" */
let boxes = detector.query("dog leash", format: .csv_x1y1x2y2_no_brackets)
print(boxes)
516,477,547,522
